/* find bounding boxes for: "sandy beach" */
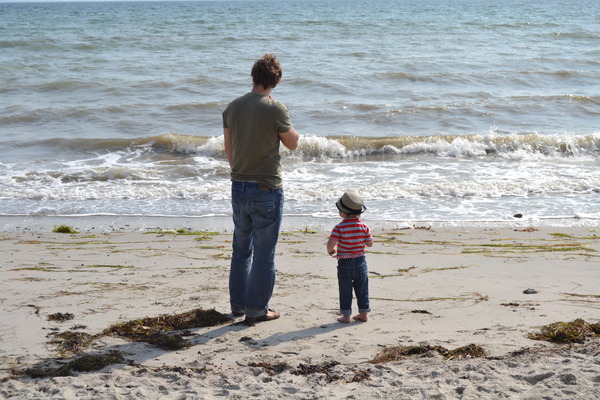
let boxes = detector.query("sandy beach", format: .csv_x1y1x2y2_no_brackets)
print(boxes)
1,222,599,399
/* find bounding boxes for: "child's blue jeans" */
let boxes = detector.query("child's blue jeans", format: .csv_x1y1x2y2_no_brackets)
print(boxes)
337,256,370,316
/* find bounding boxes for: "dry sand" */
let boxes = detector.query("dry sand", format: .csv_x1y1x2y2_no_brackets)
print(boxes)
1,223,599,399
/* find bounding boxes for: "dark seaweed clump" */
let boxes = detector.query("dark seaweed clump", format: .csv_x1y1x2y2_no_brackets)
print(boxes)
371,343,486,363
103,308,231,350
47,312,75,322
528,319,600,343
26,351,126,378
248,361,371,384
48,331,97,357
248,362,290,376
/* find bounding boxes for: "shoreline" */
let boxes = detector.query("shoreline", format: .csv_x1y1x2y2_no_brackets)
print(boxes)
1,224,599,398
1,213,599,234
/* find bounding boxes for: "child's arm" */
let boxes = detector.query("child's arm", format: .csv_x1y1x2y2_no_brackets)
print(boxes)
327,238,338,256
365,228,374,247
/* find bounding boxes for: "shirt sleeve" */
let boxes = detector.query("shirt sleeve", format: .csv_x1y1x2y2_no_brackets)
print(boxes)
222,104,230,129
365,227,373,244
329,226,341,241
274,102,293,133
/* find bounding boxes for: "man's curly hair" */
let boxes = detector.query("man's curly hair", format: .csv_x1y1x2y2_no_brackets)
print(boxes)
251,53,282,90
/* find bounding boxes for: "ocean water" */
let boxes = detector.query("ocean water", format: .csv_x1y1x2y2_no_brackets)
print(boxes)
1,0,599,230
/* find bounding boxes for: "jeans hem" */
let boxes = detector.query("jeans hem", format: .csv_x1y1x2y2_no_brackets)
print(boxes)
244,307,268,318
231,303,245,315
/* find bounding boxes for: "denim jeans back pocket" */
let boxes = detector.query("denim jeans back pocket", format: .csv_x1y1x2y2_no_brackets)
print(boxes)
337,264,353,283
249,201,276,228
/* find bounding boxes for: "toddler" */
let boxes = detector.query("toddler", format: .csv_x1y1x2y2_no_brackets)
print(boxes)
327,190,373,323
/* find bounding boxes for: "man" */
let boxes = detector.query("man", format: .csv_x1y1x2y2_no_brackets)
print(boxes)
222,53,299,323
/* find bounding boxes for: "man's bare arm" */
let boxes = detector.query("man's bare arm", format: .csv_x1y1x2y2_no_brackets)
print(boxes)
279,127,299,150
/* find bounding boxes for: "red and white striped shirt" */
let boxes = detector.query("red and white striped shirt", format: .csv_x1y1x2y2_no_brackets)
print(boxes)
329,218,373,259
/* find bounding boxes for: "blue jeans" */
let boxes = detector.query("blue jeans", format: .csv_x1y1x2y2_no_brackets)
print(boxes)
337,256,370,316
229,181,283,318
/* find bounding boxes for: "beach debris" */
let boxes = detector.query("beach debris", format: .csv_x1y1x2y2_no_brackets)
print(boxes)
26,304,41,314
397,266,416,274
27,308,231,378
462,241,594,255
52,225,79,234
145,228,219,239
247,360,371,384
410,310,432,314
144,333,190,350
515,227,538,232
528,319,600,343
349,369,372,383
394,225,431,231
69,352,126,372
563,292,600,300
47,312,75,322
103,308,231,349
292,361,342,383
248,361,290,376
371,343,486,363
48,331,97,356
25,351,126,378
523,288,538,294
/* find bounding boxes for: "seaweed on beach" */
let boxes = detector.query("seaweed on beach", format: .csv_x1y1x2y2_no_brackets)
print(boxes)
47,312,75,322
371,344,445,362
144,333,190,350
248,361,342,382
462,242,595,254
371,343,486,363
145,228,219,238
349,369,372,383
149,364,210,376
48,331,98,357
70,351,126,372
247,361,371,384
248,361,290,376
291,361,342,383
23,309,231,378
528,319,599,343
394,225,432,231
446,344,487,360
292,361,372,384
43,308,230,356
52,225,79,234
25,351,126,378
102,308,231,349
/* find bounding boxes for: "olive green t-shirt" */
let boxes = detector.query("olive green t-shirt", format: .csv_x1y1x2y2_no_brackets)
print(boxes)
222,92,293,189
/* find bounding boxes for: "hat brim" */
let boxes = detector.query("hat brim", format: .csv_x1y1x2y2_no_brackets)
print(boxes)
336,199,366,215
